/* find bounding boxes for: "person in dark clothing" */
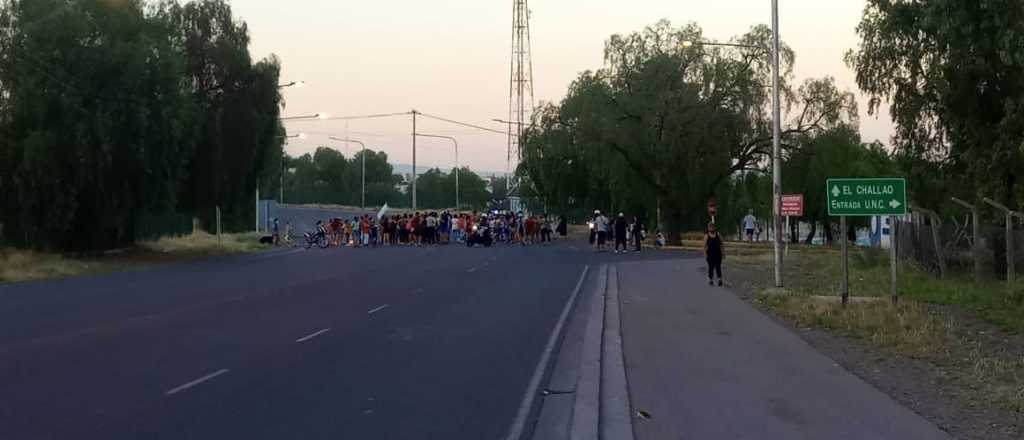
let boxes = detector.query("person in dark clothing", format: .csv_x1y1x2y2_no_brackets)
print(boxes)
557,215,568,237
631,216,644,252
704,222,725,286
613,213,629,253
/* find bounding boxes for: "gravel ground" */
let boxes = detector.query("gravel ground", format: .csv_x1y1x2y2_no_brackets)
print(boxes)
726,260,1023,440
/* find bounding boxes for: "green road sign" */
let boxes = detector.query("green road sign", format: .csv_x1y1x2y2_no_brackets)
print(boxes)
826,178,907,216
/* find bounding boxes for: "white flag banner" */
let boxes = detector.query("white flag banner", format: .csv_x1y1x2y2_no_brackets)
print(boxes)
377,203,390,220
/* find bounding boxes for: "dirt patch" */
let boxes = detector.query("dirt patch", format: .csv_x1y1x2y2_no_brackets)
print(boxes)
728,257,1023,440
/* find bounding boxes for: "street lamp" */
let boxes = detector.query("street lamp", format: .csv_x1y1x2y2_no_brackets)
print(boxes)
328,136,368,209
681,10,784,288
278,81,305,89
415,133,460,210
279,113,329,121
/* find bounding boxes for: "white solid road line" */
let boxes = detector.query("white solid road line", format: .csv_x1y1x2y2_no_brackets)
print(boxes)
296,328,331,343
466,267,477,273
367,304,389,315
165,369,230,396
503,265,591,440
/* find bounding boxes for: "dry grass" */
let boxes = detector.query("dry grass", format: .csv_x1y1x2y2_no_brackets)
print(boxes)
139,231,264,255
737,247,1024,412
0,231,269,284
0,249,114,283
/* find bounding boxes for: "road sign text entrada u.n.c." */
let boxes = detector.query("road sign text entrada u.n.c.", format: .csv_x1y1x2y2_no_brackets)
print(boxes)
826,178,907,216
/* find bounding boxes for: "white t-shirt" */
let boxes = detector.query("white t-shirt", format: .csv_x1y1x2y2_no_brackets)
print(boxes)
743,214,757,230
595,215,609,232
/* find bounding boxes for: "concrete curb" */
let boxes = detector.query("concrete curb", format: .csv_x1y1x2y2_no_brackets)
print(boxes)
601,265,635,440
569,265,605,440
533,263,635,440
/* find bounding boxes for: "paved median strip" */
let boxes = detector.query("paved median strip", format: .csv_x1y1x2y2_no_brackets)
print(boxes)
296,328,331,343
165,369,230,396
367,304,389,315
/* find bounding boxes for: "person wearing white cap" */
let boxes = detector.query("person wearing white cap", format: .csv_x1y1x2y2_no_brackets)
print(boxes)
593,210,609,252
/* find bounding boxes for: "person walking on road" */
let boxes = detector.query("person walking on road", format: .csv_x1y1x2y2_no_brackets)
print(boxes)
594,210,609,253
613,213,628,253
557,215,567,238
631,216,644,252
704,222,725,286
742,210,757,242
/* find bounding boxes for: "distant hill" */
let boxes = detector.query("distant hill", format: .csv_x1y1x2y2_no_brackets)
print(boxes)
391,163,506,178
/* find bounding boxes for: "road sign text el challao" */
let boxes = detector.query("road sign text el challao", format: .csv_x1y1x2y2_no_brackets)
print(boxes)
826,178,907,216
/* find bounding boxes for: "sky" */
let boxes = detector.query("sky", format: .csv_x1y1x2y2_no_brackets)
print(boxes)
232,0,891,174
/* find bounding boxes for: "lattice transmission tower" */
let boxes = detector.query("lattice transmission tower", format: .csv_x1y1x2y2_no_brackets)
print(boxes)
507,0,534,194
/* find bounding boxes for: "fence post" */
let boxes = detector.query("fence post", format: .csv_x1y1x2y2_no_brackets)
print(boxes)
983,198,1019,287
951,197,982,284
913,207,947,279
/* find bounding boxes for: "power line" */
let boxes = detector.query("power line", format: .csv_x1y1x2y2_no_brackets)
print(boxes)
287,111,412,123
416,111,512,136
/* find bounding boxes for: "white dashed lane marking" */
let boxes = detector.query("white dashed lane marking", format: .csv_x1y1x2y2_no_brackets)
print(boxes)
296,328,331,343
165,369,230,396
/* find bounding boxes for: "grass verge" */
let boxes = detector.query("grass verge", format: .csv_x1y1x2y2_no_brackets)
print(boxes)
733,247,1024,413
0,231,270,284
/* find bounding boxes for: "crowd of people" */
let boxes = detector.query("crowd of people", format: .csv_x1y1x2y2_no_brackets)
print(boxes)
279,211,569,248
273,206,725,284
587,210,659,253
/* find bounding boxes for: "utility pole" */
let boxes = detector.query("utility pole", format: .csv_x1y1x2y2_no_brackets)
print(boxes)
771,0,784,288
412,110,418,211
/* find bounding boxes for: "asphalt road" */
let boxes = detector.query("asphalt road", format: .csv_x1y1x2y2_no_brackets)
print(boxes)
0,239,634,440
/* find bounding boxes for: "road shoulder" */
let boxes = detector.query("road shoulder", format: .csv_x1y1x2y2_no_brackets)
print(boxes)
617,258,950,440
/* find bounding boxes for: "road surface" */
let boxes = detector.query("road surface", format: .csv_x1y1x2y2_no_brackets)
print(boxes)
0,238,950,439
0,240,610,439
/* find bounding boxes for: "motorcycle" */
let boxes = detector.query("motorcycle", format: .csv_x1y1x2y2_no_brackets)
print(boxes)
304,222,330,249
466,224,493,248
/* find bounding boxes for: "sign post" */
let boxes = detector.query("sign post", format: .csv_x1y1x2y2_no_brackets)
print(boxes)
781,195,804,255
826,178,908,306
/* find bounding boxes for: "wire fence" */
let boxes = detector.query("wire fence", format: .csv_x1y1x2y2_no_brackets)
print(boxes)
896,216,1023,281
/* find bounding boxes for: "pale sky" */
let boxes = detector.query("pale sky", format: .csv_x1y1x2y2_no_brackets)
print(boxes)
233,0,891,174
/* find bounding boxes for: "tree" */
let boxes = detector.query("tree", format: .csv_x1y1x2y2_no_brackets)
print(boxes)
451,167,491,210
784,125,895,243
163,0,283,231
520,20,858,241
846,0,1024,208
0,0,197,250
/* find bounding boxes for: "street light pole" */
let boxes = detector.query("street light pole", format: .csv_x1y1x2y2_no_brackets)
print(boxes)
411,110,418,211
682,21,784,286
275,132,307,207
415,133,460,210
328,137,367,209
771,0,784,288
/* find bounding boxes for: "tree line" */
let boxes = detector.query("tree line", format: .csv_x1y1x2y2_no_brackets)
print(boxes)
277,146,496,211
518,11,1024,243
0,0,284,251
